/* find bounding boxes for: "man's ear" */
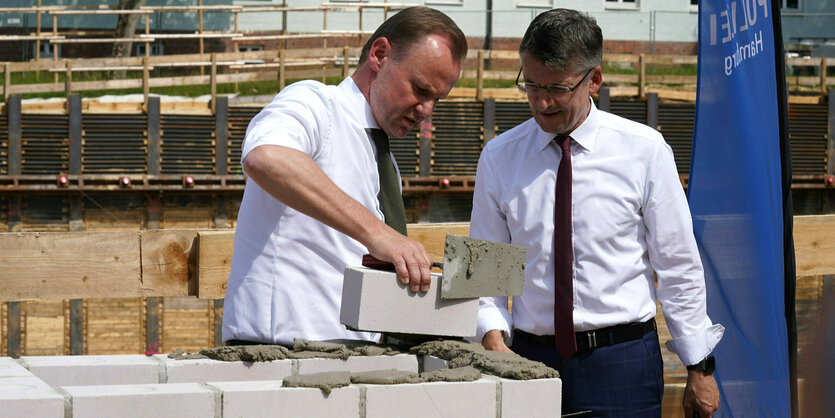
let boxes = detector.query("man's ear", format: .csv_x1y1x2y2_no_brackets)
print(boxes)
367,37,392,73
588,66,603,95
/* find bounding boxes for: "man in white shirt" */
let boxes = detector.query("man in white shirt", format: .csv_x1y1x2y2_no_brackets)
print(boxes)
472,9,723,417
222,7,467,346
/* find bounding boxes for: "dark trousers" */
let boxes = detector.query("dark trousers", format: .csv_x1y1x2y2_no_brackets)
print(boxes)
510,330,664,417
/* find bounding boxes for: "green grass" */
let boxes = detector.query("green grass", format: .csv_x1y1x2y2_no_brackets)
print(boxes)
4,64,700,101
4,71,347,101
603,63,698,76
454,78,516,89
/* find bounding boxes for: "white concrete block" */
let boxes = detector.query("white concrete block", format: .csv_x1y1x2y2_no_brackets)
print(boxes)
0,357,33,377
154,355,293,383
364,380,496,418
65,383,216,418
492,376,562,418
209,380,360,417
21,355,160,387
297,354,419,375
340,267,478,337
420,355,449,373
0,376,66,418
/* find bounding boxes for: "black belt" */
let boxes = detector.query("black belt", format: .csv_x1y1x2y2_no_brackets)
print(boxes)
514,318,657,352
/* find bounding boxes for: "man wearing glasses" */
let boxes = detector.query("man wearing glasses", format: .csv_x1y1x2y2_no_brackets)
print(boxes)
470,8,723,417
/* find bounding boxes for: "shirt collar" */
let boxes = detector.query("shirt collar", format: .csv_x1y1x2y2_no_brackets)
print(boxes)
341,77,380,130
536,97,601,152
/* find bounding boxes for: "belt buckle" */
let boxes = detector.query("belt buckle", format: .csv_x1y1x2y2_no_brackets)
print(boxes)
587,331,597,349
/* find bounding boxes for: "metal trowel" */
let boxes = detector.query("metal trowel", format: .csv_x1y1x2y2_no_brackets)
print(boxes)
362,234,526,299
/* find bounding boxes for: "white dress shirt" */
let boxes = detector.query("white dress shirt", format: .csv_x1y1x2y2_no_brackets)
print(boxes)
471,100,723,365
222,77,387,346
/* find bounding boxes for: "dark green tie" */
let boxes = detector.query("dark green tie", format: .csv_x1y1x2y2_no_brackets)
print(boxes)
367,128,408,236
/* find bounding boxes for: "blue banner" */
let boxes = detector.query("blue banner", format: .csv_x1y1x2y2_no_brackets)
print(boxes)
689,0,792,416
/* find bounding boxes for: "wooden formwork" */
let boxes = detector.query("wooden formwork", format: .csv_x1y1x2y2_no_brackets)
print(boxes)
1,217,833,402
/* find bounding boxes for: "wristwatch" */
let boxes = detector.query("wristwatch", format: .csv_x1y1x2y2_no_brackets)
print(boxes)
686,356,716,374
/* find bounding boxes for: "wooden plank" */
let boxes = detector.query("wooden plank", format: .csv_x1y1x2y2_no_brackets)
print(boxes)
487,50,519,60
604,53,640,64
643,54,698,65
86,298,143,355
195,223,472,300
2,217,833,303
161,297,212,353
661,383,686,418
655,89,697,102
646,75,697,84
407,222,470,262
23,301,64,356
788,95,823,105
85,100,144,113
605,74,639,83
197,231,235,299
140,230,197,298
794,215,835,276
0,232,141,301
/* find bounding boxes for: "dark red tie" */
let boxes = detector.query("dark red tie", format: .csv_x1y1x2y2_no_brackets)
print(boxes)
554,135,577,361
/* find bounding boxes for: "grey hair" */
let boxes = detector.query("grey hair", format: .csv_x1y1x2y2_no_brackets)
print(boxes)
518,8,603,73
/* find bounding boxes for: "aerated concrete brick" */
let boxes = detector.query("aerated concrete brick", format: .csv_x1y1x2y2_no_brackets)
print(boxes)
490,376,562,418
297,354,418,375
363,380,496,418
20,355,160,387
0,376,66,418
65,383,216,418
340,267,478,337
154,355,293,383
0,357,33,378
209,380,360,417
420,355,449,373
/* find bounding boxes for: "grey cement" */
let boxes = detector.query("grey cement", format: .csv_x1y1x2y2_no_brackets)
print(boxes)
168,348,208,360
172,338,556,382
282,371,352,394
421,365,482,382
197,345,291,362
349,366,481,384
350,370,424,385
186,339,401,362
410,340,559,380
441,234,526,299
292,340,353,359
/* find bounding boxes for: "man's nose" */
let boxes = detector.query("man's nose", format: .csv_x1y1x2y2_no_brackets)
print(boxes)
534,91,556,111
415,99,435,119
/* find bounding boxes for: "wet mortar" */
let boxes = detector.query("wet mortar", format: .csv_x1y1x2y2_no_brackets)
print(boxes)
170,338,557,393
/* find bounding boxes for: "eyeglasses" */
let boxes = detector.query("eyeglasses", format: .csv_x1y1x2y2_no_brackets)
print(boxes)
516,67,594,97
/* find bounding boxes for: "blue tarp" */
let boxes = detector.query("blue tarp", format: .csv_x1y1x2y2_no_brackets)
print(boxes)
688,0,792,416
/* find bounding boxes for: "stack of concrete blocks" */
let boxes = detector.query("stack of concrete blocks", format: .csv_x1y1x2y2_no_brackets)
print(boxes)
1,352,561,417
1,260,561,417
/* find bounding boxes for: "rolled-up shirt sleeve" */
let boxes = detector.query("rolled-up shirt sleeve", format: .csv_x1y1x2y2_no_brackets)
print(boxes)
469,147,515,344
240,81,332,175
643,141,724,365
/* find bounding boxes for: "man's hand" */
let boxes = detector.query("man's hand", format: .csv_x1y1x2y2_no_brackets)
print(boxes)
482,329,514,353
683,370,719,417
366,228,432,293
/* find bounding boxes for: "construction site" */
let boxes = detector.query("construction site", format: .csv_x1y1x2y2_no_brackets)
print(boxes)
1,1,834,417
